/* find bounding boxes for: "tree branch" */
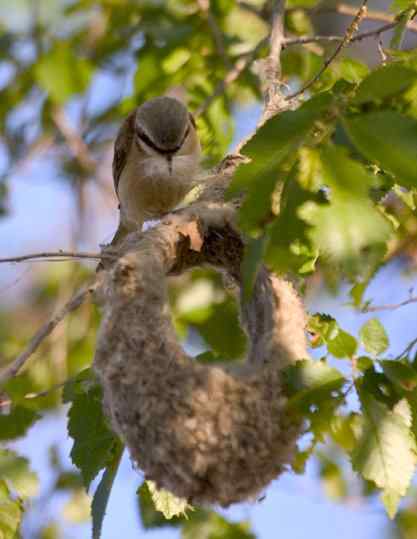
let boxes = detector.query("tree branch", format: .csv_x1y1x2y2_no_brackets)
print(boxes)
0,282,98,385
361,295,417,313
286,0,369,100
262,0,287,118
196,15,406,118
396,336,417,359
283,21,402,46
0,251,110,264
331,2,417,32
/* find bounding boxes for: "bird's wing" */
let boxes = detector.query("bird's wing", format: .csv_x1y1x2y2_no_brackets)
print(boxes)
112,110,136,197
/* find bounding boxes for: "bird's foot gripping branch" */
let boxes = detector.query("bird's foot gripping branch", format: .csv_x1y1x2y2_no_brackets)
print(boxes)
93,200,310,507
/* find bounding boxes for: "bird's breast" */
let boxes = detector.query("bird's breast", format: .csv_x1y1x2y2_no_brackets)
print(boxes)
118,150,199,227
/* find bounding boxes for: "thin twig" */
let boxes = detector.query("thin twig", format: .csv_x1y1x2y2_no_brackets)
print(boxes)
0,251,109,264
283,21,399,46
239,0,417,33
262,0,287,119
333,2,417,33
396,336,417,360
286,0,369,100
196,19,403,117
377,39,388,64
361,296,417,313
0,282,99,386
0,377,73,408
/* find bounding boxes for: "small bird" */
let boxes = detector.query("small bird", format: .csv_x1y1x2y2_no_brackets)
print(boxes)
110,95,201,246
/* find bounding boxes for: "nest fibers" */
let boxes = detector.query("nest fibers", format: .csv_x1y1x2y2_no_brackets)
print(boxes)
93,206,309,506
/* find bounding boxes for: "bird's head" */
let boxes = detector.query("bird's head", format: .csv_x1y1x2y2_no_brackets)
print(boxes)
134,96,198,173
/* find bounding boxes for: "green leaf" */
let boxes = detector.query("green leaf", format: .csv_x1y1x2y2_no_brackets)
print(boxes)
344,111,417,188
318,454,347,500
35,43,92,104
354,64,417,104
228,93,333,231
91,443,123,539
359,318,389,356
62,368,94,403
0,405,40,441
352,390,417,518
393,184,416,210
299,146,392,262
292,447,314,474
65,371,120,489
380,360,417,391
396,504,417,538
137,482,185,529
285,359,345,409
146,481,191,520
0,449,39,499
335,57,369,85
330,414,360,452
182,511,255,539
327,328,357,359
241,235,267,302
382,488,403,519
134,52,163,94
0,480,23,539
265,168,318,274
356,356,374,371
183,299,247,360
390,0,416,12
391,9,414,48
287,0,319,8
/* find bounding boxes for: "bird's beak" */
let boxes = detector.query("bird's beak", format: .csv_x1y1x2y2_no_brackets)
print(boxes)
167,155,173,175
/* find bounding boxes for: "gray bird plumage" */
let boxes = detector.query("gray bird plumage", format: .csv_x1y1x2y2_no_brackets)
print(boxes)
135,96,189,152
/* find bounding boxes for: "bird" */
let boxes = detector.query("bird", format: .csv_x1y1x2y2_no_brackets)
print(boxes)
109,95,201,247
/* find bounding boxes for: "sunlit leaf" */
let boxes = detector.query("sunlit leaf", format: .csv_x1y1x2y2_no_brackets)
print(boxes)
352,389,417,518
146,481,191,520
265,168,318,274
182,511,255,539
354,64,417,104
327,328,357,359
0,480,22,539
62,489,91,524
35,43,92,104
299,146,392,261
285,359,345,409
318,454,347,501
379,360,417,391
137,482,185,529
0,449,39,499
344,111,417,188
228,93,333,231
360,319,389,356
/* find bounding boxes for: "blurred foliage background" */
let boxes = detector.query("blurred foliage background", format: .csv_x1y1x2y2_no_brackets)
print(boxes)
2,0,417,538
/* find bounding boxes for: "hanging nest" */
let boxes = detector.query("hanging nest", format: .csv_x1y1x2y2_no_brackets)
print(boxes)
93,176,309,507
